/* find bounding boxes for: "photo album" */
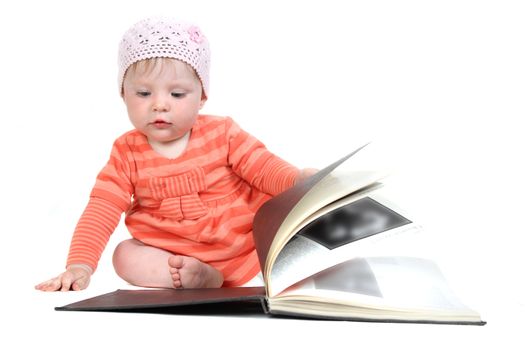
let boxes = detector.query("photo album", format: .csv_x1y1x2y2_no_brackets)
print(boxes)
56,144,485,325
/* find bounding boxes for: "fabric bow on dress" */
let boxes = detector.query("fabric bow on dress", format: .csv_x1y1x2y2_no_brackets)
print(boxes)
145,167,208,220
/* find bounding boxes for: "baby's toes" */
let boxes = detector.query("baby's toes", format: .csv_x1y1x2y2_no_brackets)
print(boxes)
168,255,184,269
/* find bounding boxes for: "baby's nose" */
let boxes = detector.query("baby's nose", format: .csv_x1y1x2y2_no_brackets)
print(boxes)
153,98,170,112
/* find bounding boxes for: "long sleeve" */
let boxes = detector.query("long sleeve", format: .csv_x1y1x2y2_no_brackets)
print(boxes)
66,197,123,271
66,136,134,271
226,118,299,196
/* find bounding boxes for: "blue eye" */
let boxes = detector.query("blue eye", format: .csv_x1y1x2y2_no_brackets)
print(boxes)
137,91,150,97
171,92,186,98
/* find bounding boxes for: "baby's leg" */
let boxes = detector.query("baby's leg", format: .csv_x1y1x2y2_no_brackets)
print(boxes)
112,239,174,288
112,239,223,289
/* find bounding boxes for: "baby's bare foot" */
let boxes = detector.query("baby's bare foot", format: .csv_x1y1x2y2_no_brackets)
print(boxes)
168,255,224,289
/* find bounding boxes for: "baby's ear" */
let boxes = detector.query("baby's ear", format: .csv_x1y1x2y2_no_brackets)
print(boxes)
199,94,207,109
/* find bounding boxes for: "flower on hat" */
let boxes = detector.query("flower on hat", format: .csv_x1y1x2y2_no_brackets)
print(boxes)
188,26,204,44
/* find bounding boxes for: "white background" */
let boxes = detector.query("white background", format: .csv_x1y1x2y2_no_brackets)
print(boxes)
1,0,523,349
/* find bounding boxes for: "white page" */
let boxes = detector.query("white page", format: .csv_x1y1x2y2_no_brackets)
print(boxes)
278,256,475,313
270,189,421,296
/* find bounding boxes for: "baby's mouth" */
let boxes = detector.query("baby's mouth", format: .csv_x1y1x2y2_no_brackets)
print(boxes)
151,120,173,128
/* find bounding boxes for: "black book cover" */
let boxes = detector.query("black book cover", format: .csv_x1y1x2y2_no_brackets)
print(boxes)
56,287,268,316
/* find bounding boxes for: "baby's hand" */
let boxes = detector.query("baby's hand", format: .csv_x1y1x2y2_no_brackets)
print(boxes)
296,168,319,183
35,264,93,292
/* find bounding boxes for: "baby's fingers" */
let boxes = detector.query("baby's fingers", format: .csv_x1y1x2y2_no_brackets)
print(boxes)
71,276,89,291
71,282,84,291
59,274,74,292
35,278,62,292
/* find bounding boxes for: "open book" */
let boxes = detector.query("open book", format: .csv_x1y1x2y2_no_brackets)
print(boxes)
56,144,484,325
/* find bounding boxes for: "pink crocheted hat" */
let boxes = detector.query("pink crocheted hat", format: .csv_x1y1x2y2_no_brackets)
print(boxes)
118,17,210,97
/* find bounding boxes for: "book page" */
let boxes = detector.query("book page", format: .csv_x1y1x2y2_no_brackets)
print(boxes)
264,170,389,290
274,256,478,316
269,190,419,296
253,144,373,285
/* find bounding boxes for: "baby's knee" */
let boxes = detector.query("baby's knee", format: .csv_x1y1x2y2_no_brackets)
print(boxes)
112,239,139,278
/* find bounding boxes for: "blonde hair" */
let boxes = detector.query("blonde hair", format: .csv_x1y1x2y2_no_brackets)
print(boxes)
121,57,200,95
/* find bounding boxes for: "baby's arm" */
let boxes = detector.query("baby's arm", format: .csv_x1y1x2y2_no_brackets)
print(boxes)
35,264,93,292
227,118,318,194
35,196,123,292
36,137,132,292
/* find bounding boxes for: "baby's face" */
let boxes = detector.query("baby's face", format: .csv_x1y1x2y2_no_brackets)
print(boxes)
122,58,206,145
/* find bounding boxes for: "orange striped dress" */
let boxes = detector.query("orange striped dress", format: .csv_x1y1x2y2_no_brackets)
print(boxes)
66,115,299,287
